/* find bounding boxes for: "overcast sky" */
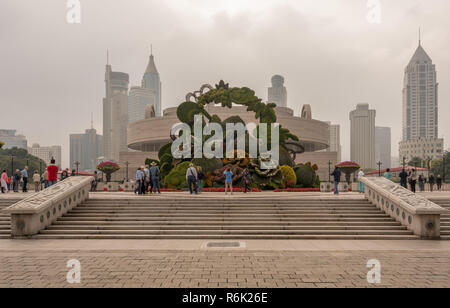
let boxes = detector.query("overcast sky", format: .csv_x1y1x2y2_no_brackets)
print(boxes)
1,0,449,168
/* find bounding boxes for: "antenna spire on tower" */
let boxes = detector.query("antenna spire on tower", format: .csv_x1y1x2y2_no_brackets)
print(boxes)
107,49,109,65
419,27,421,46
91,112,94,129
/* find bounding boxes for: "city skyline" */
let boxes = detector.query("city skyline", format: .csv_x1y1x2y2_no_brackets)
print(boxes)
1,1,449,168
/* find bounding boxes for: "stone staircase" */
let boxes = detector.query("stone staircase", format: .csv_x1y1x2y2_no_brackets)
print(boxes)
426,197,450,240
32,196,420,240
0,197,23,239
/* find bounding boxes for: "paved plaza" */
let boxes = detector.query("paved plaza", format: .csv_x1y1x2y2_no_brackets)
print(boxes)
0,240,449,288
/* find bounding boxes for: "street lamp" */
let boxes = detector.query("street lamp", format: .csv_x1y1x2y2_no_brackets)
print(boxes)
443,150,448,184
10,155,14,176
74,161,80,176
377,161,383,177
402,156,406,168
328,160,332,182
125,161,130,182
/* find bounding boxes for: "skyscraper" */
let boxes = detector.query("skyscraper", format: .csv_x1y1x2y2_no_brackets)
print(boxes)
0,129,27,150
350,104,376,169
268,75,287,107
324,122,342,162
141,53,162,117
128,87,156,124
402,39,438,140
28,144,62,168
103,57,129,162
70,127,103,172
375,127,391,168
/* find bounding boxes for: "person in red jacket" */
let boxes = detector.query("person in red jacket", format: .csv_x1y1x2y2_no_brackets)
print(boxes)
47,159,59,187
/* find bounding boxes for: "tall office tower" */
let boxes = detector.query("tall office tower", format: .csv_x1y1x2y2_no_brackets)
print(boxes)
141,53,162,117
324,122,342,162
103,58,129,161
349,104,376,169
402,39,438,140
375,127,392,168
70,126,103,172
128,87,156,124
28,144,62,168
0,129,27,150
268,75,287,107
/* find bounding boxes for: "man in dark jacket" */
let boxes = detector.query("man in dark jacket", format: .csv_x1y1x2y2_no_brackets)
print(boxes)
399,169,408,188
331,167,342,195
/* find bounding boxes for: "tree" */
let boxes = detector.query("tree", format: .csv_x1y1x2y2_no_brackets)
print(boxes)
0,141,4,149
0,147,46,176
408,157,425,168
431,151,450,182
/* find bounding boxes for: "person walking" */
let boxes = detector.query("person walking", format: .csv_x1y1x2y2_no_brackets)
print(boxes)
47,159,59,187
331,167,342,195
429,173,435,192
243,168,251,193
135,168,144,195
418,174,425,192
21,166,29,192
150,162,161,194
1,170,8,193
399,169,408,189
357,169,365,193
436,175,442,191
409,169,417,193
196,166,204,194
224,168,233,195
33,171,41,192
186,164,198,195
42,170,48,189
13,169,21,192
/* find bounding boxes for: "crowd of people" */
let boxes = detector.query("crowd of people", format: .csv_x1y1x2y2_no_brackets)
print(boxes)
1,159,64,194
329,166,445,195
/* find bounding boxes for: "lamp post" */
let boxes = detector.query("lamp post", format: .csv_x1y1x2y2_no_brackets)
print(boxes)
74,161,80,176
402,156,406,168
328,160,332,182
377,161,382,177
125,161,130,182
10,155,14,176
443,151,448,184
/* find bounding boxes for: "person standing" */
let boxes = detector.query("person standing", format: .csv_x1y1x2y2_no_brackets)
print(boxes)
384,168,393,181
143,165,150,194
135,168,144,195
1,170,8,193
91,171,98,192
399,169,408,189
196,166,204,194
357,169,365,193
224,168,233,195
33,171,41,192
186,164,198,195
418,174,425,192
150,162,161,194
42,170,48,189
243,168,251,193
21,166,29,192
436,175,442,191
47,159,59,187
331,167,342,195
409,169,417,193
13,169,21,192
429,173,435,192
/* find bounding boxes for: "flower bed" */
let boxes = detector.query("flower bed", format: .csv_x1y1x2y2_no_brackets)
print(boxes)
201,187,262,193
273,188,321,192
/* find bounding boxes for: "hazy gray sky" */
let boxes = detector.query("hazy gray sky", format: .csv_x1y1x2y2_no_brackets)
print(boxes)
1,0,449,168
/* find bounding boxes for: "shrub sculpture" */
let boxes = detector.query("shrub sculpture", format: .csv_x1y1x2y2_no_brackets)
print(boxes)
165,161,193,190
281,165,297,188
97,162,120,183
294,163,317,188
157,80,301,190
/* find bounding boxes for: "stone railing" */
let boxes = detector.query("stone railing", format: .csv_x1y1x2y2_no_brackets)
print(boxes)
2,176,93,237
361,177,448,239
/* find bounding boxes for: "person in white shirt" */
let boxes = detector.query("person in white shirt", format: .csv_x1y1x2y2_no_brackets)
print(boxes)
357,169,365,193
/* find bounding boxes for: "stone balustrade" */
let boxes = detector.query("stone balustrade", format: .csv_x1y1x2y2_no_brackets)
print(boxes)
361,177,448,239
2,176,93,237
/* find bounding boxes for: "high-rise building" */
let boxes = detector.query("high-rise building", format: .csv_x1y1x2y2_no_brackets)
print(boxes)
324,122,341,162
141,53,162,117
70,127,103,172
268,75,287,108
103,59,129,162
350,104,376,169
375,127,392,168
402,40,438,141
128,87,156,124
0,129,27,150
28,144,62,168
399,137,443,164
